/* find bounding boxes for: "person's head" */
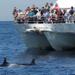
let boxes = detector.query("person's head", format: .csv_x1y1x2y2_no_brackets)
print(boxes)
46,2,49,5
36,7,38,9
18,9,22,12
45,2,49,7
33,8,36,10
50,3,53,6
31,4,36,9
39,9,41,12
55,3,58,7
27,7,30,10
42,7,44,9
71,6,73,9
51,10,54,13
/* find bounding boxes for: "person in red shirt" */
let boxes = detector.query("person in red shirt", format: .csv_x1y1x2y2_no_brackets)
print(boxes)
54,4,60,12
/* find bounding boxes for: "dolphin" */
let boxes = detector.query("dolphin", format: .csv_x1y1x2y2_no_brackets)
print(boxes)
0,57,36,67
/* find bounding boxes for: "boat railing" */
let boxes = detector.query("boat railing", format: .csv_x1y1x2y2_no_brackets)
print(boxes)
14,15,75,24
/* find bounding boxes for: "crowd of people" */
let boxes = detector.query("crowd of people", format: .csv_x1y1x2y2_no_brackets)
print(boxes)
13,2,75,23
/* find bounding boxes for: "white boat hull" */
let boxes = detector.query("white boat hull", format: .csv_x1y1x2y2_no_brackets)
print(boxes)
44,32,75,50
15,23,51,50
44,23,75,51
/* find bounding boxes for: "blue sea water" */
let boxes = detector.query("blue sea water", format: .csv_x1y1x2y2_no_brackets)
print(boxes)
0,21,75,75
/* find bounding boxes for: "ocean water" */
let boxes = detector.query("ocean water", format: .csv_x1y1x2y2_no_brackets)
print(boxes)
0,21,75,75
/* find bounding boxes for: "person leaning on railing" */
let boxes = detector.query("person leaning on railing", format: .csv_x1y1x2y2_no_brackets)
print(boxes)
13,7,18,21
69,6,75,23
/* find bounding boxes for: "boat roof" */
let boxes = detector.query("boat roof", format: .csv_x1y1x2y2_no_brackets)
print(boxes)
56,0,75,8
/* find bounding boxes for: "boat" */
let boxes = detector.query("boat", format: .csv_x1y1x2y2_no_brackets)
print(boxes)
13,0,75,52
44,0,75,50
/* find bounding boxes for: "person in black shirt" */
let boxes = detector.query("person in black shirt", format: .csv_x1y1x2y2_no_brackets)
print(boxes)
69,6,74,15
